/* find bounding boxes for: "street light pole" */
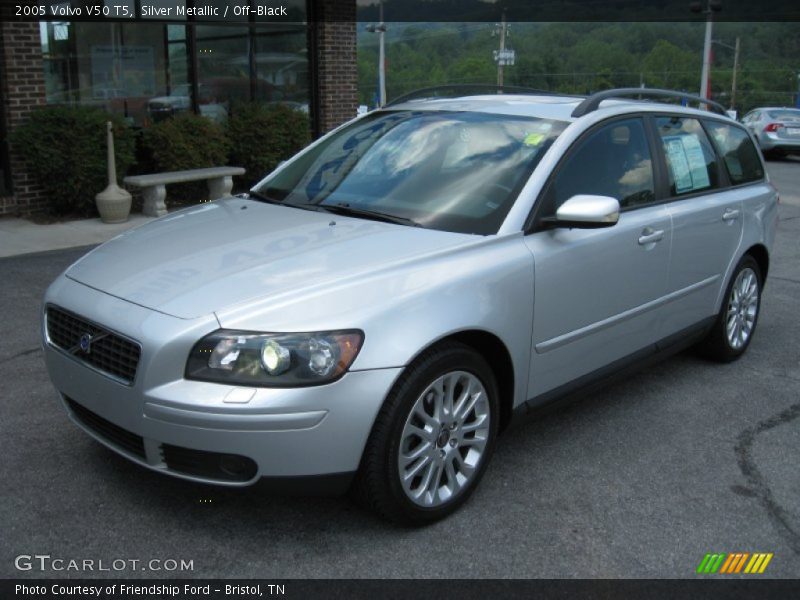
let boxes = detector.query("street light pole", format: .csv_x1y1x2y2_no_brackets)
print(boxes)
692,1,723,104
699,8,713,100
378,0,386,107
366,1,387,107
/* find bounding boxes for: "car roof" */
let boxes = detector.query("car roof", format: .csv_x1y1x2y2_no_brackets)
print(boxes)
751,107,800,112
387,93,732,123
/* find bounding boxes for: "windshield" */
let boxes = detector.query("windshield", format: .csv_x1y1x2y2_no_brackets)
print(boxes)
254,110,567,235
767,109,800,121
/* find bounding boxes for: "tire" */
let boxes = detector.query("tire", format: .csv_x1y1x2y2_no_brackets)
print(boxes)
699,255,762,362
763,149,786,161
351,341,499,525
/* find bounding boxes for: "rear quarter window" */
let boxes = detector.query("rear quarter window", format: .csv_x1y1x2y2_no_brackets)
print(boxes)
704,121,764,185
655,116,719,197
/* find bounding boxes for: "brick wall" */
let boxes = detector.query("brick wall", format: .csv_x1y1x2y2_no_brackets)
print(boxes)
0,20,47,216
0,9,358,215
313,0,358,135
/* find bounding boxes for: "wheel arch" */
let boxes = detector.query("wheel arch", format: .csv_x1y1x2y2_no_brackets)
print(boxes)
745,243,770,283
407,329,516,434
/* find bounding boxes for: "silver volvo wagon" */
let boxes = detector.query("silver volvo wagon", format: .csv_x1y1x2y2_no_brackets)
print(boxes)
43,87,778,524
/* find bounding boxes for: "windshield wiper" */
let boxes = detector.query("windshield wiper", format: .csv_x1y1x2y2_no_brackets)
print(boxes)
248,190,282,205
249,193,324,214
318,203,423,228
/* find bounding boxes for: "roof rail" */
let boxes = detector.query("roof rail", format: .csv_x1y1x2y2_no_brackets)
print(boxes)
386,84,565,107
571,88,728,118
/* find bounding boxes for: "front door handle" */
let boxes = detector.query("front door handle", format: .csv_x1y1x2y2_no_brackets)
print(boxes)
638,228,664,246
722,208,740,222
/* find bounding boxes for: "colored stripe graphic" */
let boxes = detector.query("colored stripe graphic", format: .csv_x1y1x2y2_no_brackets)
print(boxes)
700,553,774,575
697,553,726,574
719,553,735,573
758,553,773,573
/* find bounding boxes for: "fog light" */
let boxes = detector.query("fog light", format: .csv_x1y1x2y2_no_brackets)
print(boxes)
260,340,291,375
219,454,255,479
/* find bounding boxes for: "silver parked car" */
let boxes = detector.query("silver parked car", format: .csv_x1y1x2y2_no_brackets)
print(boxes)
741,106,800,158
43,87,778,524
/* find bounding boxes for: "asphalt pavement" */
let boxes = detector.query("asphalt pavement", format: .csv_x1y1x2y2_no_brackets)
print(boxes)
1,159,799,579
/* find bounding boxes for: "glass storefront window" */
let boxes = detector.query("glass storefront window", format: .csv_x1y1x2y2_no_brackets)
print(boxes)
40,21,173,126
195,25,250,123
253,25,309,111
39,9,310,128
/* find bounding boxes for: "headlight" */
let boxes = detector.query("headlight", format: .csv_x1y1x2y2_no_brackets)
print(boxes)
185,330,363,387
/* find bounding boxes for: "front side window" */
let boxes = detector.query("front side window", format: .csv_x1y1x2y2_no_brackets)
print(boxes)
655,116,719,196
704,121,764,185
540,117,655,218
256,110,567,235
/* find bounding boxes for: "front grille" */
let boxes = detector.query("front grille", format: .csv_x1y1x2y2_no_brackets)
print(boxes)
161,445,258,483
47,306,141,384
66,398,146,459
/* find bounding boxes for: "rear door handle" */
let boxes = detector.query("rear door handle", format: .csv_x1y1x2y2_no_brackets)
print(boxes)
722,208,740,221
638,228,664,246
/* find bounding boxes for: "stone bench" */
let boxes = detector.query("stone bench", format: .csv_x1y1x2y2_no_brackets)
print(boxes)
124,166,245,217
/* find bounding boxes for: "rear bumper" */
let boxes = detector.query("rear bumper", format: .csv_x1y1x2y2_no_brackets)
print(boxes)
759,133,800,153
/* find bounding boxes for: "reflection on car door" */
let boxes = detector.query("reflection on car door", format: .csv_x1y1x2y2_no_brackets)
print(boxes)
652,116,744,338
524,117,673,400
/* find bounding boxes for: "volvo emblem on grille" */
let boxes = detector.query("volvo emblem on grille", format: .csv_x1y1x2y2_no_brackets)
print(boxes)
79,333,93,354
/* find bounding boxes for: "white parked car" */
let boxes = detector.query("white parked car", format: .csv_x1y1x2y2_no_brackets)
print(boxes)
741,106,800,158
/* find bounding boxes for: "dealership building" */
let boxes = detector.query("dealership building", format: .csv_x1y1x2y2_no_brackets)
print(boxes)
0,0,357,216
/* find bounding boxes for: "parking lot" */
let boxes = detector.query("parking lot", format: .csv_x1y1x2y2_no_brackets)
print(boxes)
1,159,798,579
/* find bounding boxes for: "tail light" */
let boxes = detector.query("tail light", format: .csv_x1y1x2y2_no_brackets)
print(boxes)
763,123,780,132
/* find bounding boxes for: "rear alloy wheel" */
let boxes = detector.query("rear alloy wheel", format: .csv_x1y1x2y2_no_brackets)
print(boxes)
352,342,499,525
700,255,762,362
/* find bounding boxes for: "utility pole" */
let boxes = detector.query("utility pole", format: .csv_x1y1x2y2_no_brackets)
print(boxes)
497,10,507,86
492,10,514,87
730,36,740,110
711,36,740,111
796,71,800,108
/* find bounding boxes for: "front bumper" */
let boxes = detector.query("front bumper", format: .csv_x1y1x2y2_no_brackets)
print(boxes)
43,277,401,487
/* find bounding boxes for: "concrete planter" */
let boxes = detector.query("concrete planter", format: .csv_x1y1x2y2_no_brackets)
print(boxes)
96,120,132,224
96,192,132,224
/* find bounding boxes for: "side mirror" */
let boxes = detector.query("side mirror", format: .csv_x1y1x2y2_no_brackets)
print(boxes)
554,194,620,228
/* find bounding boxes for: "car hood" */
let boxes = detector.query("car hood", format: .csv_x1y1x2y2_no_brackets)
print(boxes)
65,198,472,319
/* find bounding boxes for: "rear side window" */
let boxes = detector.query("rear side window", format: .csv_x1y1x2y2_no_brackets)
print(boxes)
543,118,655,215
766,109,800,121
655,116,719,197
704,121,764,185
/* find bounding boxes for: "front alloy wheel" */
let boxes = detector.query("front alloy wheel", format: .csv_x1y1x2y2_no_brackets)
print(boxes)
398,371,491,508
352,341,499,525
